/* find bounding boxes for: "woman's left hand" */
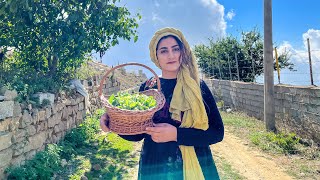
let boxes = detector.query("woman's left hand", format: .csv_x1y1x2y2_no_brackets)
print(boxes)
145,123,177,143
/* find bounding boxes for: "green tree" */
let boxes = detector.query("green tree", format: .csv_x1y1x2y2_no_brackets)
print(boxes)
0,0,140,100
194,29,294,82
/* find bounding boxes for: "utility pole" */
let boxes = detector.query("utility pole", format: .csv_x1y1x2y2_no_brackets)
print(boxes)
307,38,314,86
264,0,275,132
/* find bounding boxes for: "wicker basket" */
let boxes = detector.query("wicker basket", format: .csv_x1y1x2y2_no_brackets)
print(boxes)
99,62,166,135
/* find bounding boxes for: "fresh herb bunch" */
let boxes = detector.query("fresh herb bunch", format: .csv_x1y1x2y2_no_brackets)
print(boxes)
108,92,157,110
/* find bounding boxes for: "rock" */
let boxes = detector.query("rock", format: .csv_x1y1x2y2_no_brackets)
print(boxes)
0,132,12,151
32,92,55,106
80,176,88,180
0,148,13,168
92,164,101,171
61,159,67,167
13,102,22,117
0,101,14,119
0,86,8,95
4,90,17,101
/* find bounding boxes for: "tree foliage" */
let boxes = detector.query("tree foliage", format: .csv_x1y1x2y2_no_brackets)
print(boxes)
0,0,140,100
194,29,294,82
0,0,140,80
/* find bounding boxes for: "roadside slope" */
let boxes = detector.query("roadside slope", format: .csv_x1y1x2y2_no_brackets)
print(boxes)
211,130,293,180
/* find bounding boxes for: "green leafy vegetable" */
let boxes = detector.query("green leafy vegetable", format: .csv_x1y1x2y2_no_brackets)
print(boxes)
108,92,157,110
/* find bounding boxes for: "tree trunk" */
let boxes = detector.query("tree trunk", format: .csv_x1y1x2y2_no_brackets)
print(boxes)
48,55,58,78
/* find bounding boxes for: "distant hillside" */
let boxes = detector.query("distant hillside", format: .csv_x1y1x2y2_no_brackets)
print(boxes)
88,61,148,90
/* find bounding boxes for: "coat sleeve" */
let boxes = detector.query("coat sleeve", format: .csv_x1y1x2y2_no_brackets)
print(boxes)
176,80,224,146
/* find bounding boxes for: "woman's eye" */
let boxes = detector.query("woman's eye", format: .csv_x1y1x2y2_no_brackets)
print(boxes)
173,48,180,52
160,50,168,54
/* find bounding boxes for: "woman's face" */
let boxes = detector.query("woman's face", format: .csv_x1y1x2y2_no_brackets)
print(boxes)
156,36,182,77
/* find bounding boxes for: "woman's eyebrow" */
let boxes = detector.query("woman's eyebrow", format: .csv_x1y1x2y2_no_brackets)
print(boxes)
158,44,179,50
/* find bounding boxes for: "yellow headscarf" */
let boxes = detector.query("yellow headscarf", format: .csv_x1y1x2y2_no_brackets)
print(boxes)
149,27,209,180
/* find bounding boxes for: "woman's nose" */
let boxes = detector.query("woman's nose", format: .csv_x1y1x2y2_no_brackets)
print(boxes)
168,50,175,59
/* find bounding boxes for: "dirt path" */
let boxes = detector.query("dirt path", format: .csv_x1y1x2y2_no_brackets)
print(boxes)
211,130,293,180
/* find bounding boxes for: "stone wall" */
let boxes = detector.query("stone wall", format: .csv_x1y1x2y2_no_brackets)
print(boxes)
0,75,120,179
205,79,320,144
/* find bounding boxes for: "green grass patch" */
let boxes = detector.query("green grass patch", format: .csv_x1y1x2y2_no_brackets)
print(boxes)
6,109,138,180
220,111,320,179
250,131,300,154
214,155,245,180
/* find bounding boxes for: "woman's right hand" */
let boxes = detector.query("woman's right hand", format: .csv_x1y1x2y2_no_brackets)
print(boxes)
100,113,110,132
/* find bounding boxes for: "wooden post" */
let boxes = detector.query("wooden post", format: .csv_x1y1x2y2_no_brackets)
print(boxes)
235,52,240,81
251,51,256,82
264,0,276,132
227,54,232,80
307,38,314,86
218,60,222,80
275,47,280,84
211,59,215,78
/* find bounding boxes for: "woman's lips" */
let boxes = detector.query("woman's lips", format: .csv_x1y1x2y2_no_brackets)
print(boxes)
167,61,177,64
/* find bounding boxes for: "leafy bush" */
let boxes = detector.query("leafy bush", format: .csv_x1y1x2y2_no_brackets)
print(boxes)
6,144,61,180
64,109,104,148
250,132,300,154
6,109,104,178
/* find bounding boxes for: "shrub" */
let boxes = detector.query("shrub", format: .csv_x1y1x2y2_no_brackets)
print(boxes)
250,131,300,154
6,144,61,180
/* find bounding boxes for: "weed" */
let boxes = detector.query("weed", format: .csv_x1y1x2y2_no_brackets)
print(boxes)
250,132,300,154
6,144,61,180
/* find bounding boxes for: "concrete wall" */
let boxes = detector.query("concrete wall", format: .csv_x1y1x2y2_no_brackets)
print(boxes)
0,75,120,179
205,79,320,144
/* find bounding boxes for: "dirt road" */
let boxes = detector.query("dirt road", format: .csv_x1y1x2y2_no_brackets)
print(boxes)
211,130,293,180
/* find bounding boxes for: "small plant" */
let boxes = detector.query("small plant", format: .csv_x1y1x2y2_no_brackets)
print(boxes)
6,144,61,180
216,100,224,108
37,98,51,107
64,109,103,148
250,132,300,154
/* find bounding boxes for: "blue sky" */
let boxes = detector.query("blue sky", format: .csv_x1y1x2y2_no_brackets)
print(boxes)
97,0,320,86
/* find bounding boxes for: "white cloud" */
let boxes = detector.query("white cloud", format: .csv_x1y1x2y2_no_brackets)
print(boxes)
302,29,320,50
154,0,160,7
200,0,211,7
273,31,320,86
226,9,235,20
199,0,227,38
151,12,165,25
278,29,320,64
302,29,320,63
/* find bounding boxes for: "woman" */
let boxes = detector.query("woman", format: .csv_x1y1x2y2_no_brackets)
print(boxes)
100,27,224,180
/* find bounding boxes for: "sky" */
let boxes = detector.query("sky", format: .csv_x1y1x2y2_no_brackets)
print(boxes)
96,0,320,86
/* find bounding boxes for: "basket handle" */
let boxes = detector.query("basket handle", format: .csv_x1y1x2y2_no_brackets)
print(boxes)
99,62,161,97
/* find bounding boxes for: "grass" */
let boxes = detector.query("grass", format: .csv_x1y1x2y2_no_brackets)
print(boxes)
220,111,320,179
214,155,245,180
6,109,139,180
6,108,319,179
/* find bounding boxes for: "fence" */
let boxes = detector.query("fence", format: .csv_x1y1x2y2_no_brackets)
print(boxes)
199,38,320,86
204,78,320,145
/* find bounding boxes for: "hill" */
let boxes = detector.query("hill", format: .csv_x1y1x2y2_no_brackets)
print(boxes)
87,61,148,90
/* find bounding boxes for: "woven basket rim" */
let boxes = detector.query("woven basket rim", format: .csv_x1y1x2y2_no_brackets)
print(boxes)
98,62,166,135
